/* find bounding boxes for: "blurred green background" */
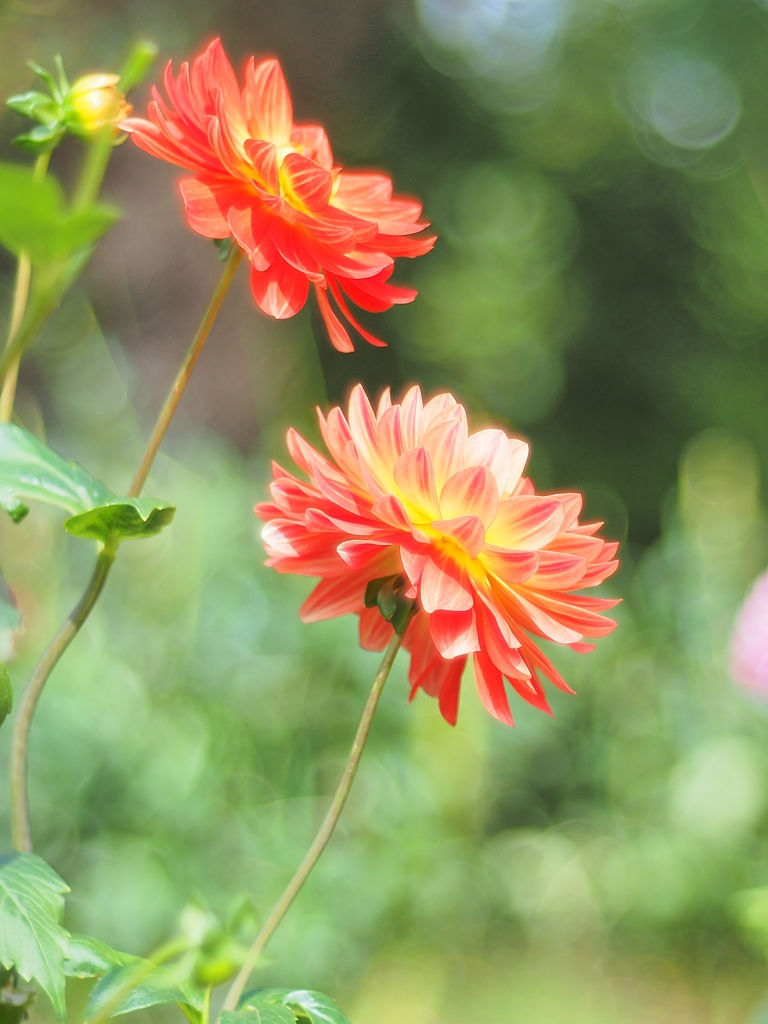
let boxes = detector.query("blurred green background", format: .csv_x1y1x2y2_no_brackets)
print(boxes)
4,0,768,1020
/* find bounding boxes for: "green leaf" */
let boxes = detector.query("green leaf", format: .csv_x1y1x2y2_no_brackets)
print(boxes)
0,425,175,543
0,853,70,1020
0,664,12,729
85,963,204,1020
223,1009,296,1024
241,991,352,1024
64,934,133,979
0,162,119,265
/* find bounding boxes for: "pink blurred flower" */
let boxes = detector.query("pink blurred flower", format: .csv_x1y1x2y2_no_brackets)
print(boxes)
731,569,768,692
256,385,620,726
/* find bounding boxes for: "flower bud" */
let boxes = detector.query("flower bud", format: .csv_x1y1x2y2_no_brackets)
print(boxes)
63,73,132,139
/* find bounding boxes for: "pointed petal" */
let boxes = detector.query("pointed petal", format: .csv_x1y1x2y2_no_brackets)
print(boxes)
473,650,514,726
245,57,293,145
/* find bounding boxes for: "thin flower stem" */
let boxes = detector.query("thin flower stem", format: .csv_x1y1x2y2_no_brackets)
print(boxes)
10,542,117,852
0,152,51,423
129,247,243,496
221,623,409,1014
8,248,243,853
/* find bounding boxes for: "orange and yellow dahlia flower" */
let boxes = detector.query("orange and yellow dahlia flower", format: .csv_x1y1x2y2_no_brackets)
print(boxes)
120,39,435,351
256,385,620,726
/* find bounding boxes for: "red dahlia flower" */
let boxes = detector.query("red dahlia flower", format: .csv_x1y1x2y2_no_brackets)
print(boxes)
256,386,620,726
120,39,435,351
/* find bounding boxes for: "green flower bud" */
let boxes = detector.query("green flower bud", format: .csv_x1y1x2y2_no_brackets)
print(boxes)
63,73,132,139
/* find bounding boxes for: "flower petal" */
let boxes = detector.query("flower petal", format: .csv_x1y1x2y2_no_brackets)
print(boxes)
300,574,365,622
439,465,499,527
429,608,480,659
432,515,485,559
473,650,514,726
486,496,564,549
251,255,309,319
393,447,441,521
245,57,293,145
420,553,473,613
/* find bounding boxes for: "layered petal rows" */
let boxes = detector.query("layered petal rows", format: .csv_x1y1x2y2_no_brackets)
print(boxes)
121,39,435,351
256,385,620,726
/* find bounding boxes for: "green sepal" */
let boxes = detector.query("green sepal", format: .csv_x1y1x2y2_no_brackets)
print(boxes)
0,664,12,729
12,124,67,155
6,92,60,125
26,61,61,104
0,853,70,1020
240,989,353,1024
0,424,175,544
85,963,205,1020
364,574,413,634
214,237,235,262
364,576,392,610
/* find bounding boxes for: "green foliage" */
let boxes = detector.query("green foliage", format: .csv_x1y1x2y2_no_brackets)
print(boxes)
0,854,69,1020
85,962,205,1021
224,1009,296,1024
240,990,353,1024
0,425,175,543
64,934,133,978
0,163,119,265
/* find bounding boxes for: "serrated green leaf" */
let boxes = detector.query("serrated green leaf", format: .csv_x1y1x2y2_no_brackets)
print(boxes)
0,162,119,265
64,934,134,979
0,425,175,543
223,1008,296,1024
241,990,352,1024
85,963,204,1020
0,853,70,1020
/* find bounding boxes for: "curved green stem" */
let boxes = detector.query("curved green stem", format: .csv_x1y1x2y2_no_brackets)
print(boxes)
10,543,116,852
8,249,243,852
129,247,243,496
222,623,409,1014
0,152,51,423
